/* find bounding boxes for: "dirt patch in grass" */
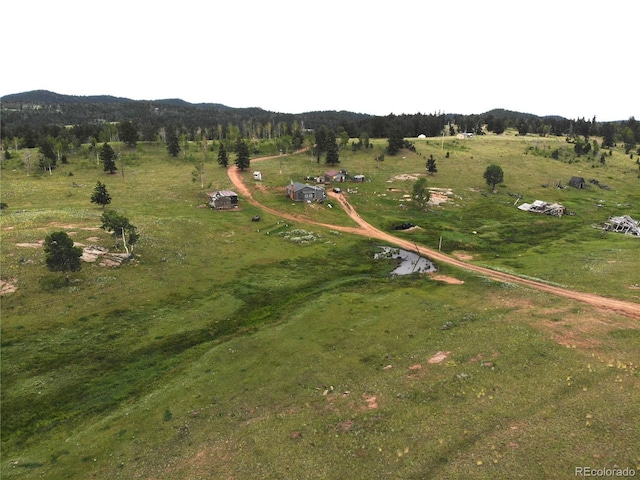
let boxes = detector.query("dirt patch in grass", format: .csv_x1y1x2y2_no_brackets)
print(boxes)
534,314,630,351
431,274,464,284
144,439,239,480
428,351,451,364
48,222,101,231
15,240,44,248
390,173,422,182
362,394,379,410
0,279,17,295
452,251,474,261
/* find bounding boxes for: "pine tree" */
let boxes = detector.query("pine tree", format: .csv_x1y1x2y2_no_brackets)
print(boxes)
325,132,340,165
167,132,181,157
386,128,404,155
43,231,82,283
235,139,250,171
426,155,438,175
90,181,112,208
217,143,229,167
100,143,117,173
314,125,330,162
118,120,138,147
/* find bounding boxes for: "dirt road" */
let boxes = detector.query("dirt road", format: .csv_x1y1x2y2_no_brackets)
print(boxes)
227,157,640,320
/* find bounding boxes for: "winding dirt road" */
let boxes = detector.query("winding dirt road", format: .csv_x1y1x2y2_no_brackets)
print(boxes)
227,156,640,320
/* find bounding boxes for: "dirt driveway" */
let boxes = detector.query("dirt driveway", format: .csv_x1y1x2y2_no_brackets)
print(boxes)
227,155,640,320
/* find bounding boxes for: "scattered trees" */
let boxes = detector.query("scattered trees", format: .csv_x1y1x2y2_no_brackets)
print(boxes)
483,164,504,191
100,142,117,173
43,231,82,283
38,138,57,173
90,181,112,208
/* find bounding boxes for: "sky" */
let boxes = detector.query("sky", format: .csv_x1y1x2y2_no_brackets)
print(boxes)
2,0,638,121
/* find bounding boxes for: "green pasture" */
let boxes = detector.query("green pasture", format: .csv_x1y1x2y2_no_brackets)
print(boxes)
250,134,639,299
1,135,638,479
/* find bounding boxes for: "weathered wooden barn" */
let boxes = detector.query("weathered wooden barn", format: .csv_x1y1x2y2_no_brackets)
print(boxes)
207,190,239,209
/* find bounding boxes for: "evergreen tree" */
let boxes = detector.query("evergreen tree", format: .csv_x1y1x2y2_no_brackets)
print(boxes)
217,143,229,167
235,139,250,171
90,181,112,208
43,231,82,283
100,142,117,173
118,120,138,147
314,125,330,162
386,128,404,155
601,123,615,148
483,164,504,191
325,131,340,165
426,155,438,175
167,132,181,157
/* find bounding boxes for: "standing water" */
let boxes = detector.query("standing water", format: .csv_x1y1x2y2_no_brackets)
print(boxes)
374,246,437,276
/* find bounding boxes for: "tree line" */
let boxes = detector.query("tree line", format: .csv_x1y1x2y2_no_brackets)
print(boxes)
3,93,639,162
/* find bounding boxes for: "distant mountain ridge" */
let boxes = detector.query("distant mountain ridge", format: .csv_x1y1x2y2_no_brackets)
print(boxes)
1,90,235,111
6,90,605,147
2,90,560,120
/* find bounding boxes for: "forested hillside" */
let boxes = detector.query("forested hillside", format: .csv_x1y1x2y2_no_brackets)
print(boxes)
2,90,638,153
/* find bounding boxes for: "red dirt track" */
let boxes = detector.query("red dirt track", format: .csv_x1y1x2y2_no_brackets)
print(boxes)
227,155,640,320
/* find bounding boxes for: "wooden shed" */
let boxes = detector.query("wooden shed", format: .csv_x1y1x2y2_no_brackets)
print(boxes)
207,190,239,209
568,176,587,189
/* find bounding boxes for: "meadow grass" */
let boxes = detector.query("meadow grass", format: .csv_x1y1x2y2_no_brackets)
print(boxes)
1,136,638,479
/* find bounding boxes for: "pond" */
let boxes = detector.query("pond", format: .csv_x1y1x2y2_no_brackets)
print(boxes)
374,246,437,276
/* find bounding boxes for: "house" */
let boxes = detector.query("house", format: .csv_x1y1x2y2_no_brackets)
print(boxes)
207,190,238,209
568,176,587,189
253,171,262,181
285,181,326,202
324,170,347,183
352,174,366,182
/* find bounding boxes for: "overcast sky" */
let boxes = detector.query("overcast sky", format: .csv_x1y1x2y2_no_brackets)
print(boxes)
3,0,637,121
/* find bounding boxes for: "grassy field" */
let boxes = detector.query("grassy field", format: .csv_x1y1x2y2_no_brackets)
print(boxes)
1,134,639,479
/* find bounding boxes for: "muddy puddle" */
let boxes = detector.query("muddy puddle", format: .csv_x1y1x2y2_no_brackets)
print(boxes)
374,246,436,276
